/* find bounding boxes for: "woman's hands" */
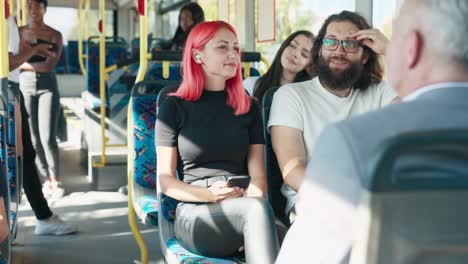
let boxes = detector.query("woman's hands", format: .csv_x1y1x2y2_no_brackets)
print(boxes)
208,181,245,203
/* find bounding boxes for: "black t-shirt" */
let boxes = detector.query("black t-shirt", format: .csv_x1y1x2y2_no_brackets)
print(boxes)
156,90,264,184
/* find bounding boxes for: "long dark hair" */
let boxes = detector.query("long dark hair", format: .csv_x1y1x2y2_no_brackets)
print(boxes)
253,30,315,99
312,11,383,90
169,2,205,51
32,0,48,8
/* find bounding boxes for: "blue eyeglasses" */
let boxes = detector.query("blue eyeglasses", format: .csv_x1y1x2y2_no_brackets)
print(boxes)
322,38,362,53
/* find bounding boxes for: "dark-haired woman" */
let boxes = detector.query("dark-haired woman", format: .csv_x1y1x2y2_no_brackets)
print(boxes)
243,30,315,99
165,2,205,51
19,0,64,199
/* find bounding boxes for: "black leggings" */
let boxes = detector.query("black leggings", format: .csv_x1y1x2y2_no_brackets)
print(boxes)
8,82,53,220
174,197,279,264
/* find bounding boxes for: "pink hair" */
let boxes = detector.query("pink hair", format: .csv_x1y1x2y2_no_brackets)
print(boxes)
170,21,251,115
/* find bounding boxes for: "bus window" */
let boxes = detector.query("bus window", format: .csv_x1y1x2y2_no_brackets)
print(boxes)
44,7,115,44
256,0,355,71
372,0,398,38
197,0,217,21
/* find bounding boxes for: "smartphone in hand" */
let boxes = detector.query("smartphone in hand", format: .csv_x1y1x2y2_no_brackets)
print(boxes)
226,175,251,189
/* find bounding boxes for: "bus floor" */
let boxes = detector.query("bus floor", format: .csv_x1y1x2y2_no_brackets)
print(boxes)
11,139,164,264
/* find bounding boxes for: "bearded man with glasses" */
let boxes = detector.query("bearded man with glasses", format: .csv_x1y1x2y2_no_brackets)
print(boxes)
268,11,399,224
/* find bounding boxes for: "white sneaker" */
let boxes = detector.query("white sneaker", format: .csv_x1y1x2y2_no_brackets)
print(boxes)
34,214,77,235
42,181,53,198
43,181,65,200
50,185,65,200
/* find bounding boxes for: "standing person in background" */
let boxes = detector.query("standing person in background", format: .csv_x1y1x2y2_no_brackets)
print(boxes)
156,21,279,263
243,30,315,99
7,0,77,235
19,0,64,199
164,2,205,51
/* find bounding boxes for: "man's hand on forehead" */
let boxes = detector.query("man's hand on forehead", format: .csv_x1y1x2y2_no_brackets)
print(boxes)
349,29,389,55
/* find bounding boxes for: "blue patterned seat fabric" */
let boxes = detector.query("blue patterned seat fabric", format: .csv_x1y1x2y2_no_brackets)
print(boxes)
166,237,237,264
133,97,157,189
135,195,158,226
132,93,158,225
0,115,11,262
161,194,178,222
0,116,9,192
7,102,16,198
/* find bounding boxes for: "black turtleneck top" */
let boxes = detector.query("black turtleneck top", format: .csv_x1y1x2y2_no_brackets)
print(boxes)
156,90,264,184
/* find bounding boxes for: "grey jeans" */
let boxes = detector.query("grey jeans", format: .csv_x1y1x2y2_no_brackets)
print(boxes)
19,71,60,180
175,197,279,264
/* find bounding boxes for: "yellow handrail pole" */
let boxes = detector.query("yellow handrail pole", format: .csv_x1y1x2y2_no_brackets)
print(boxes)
85,0,90,40
1,1,9,79
128,1,149,263
98,0,107,165
8,0,13,17
15,0,20,22
127,105,149,264
16,0,22,25
261,55,271,71
135,1,149,83
77,0,86,75
244,62,251,78
20,0,26,26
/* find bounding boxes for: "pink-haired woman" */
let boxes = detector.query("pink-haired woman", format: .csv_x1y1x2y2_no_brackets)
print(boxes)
156,21,279,263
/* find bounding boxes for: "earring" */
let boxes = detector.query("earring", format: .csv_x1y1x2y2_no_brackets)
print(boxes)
195,54,202,63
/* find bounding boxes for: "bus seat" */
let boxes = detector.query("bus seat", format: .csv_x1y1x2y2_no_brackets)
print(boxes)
0,90,11,263
67,41,86,74
151,38,170,50
145,63,182,81
131,34,153,58
262,86,290,226
156,85,240,264
86,37,129,98
241,52,264,79
351,129,468,264
241,67,261,79
54,47,68,73
129,81,173,226
86,45,99,96
5,86,21,235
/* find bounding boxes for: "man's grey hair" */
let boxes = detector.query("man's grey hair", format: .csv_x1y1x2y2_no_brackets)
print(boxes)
418,0,468,67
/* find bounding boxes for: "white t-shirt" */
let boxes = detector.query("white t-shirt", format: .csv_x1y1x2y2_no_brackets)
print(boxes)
8,16,20,83
243,76,260,96
268,76,397,214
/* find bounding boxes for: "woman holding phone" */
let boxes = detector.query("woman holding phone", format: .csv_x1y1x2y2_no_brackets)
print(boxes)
19,0,64,199
156,21,279,263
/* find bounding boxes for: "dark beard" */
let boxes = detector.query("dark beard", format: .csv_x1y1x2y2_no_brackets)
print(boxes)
316,55,363,90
